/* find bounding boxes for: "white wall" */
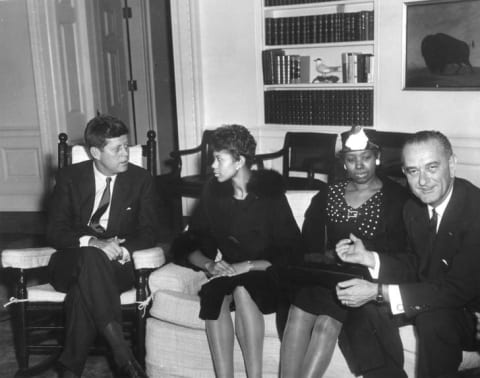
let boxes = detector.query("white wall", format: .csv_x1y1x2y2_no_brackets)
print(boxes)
195,0,262,129
174,0,480,186
376,1,480,185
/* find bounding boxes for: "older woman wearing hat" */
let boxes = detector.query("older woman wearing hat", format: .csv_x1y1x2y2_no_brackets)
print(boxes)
280,126,412,378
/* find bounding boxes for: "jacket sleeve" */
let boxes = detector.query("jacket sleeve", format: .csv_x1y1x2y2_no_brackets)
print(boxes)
46,168,88,248
266,194,303,267
121,172,160,253
301,190,327,255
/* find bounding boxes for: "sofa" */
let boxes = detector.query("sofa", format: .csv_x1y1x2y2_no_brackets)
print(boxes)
145,191,480,377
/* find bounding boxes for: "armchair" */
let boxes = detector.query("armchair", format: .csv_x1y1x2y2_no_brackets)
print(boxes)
255,132,338,189
158,130,214,233
2,132,166,377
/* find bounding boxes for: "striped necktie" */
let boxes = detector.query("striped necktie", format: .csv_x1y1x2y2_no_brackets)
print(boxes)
89,177,112,233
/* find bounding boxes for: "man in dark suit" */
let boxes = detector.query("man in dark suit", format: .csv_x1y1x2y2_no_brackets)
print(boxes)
335,130,480,378
47,115,159,378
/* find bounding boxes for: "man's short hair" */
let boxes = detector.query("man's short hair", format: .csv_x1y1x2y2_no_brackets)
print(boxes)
84,114,129,149
402,130,453,163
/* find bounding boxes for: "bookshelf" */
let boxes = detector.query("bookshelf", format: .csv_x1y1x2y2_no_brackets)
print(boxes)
261,0,375,127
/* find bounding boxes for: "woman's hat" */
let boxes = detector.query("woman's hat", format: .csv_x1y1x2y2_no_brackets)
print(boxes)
340,126,379,153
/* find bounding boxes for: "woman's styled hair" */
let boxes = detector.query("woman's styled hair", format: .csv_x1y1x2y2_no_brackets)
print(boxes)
211,124,257,167
84,114,129,149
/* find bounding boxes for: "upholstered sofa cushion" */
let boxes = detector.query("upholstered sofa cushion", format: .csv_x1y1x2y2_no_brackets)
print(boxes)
149,264,279,337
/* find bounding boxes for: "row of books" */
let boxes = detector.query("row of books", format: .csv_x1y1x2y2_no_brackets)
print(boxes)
342,52,374,83
264,89,373,126
265,11,374,45
265,0,340,6
262,49,310,84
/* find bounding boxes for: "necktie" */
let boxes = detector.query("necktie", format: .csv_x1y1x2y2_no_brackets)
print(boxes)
89,177,112,233
429,208,438,235
421,208,438,278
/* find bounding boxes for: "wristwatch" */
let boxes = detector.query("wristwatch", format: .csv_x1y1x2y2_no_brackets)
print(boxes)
376,283,384,304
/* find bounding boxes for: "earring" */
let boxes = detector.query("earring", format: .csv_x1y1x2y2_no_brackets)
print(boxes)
375,158,380,166
343,164,347,170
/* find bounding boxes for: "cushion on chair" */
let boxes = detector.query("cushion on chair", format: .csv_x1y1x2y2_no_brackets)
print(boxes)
285,190,317,229
25,283,137,305
146,316,281,378
149,275,279,337
132,247,166,269
149,262,208,295
1,247,56,269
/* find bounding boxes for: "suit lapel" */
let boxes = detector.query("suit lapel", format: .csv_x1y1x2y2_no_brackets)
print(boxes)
79,162,96,225
107,169,131,233
419,179,462,278
411,205,432,277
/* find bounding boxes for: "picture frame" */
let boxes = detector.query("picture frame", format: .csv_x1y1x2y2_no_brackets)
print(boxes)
403,0,480,90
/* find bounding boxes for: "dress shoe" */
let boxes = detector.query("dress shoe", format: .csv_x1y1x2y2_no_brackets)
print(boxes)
60,367,80,378
119,358,148,378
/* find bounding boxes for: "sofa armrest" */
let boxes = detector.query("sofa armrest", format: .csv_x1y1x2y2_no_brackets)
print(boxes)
148,262,208,296
132,246,166,270
1,247,57,269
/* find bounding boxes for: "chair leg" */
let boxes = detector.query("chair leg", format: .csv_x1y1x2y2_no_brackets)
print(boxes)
135,308,146,367
15,301,28,370
135,269,150,367
14,270,29,370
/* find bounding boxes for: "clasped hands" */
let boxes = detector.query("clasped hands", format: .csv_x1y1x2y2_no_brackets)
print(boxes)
89,236,126,261
335,233,378,308
205,260,251,280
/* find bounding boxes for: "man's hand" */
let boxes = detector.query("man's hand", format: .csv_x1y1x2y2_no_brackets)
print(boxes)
336,278,377,307
89,237,125,261
336,233,376,268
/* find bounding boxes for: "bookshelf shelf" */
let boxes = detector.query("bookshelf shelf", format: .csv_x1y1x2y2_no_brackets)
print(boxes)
265,41,374,49
261,0,376,127
265,83,373,90
265,0,374,10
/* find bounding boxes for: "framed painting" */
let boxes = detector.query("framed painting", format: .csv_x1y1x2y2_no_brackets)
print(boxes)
404,0,480,90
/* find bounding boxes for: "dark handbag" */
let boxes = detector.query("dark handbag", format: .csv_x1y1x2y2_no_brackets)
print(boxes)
285,261,367,289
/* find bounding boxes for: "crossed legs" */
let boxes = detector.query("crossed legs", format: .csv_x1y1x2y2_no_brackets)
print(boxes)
49,247,135,376
205,286,265,378
280,305,342,378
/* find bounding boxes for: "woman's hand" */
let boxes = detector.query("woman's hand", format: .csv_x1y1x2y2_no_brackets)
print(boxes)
205,260,236,277
231,261,253,275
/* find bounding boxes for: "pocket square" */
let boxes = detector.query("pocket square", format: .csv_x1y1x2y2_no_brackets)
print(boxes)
126,207,132,211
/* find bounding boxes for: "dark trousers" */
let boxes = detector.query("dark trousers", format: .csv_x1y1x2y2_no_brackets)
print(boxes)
415,308,477,378
48,247,135,376
339,304,407,378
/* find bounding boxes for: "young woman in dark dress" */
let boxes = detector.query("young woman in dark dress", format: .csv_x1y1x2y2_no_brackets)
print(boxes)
172,124,302,378
280,126,411,378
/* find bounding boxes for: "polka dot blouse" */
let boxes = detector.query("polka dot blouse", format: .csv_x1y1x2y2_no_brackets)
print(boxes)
326,180,383,239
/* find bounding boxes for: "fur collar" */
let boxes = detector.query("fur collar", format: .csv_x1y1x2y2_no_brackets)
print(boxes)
210,169,286,199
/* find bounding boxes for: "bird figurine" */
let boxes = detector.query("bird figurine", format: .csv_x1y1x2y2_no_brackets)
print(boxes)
312,58,340,83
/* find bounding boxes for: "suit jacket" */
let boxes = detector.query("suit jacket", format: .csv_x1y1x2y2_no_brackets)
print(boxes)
46,160,159,255
379,177,480,317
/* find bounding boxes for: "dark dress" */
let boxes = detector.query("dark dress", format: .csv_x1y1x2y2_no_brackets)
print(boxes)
172,169,303,320
293,176,411,376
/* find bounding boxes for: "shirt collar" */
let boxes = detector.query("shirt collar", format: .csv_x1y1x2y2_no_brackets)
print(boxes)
92,162,117,184
428,180,454,219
